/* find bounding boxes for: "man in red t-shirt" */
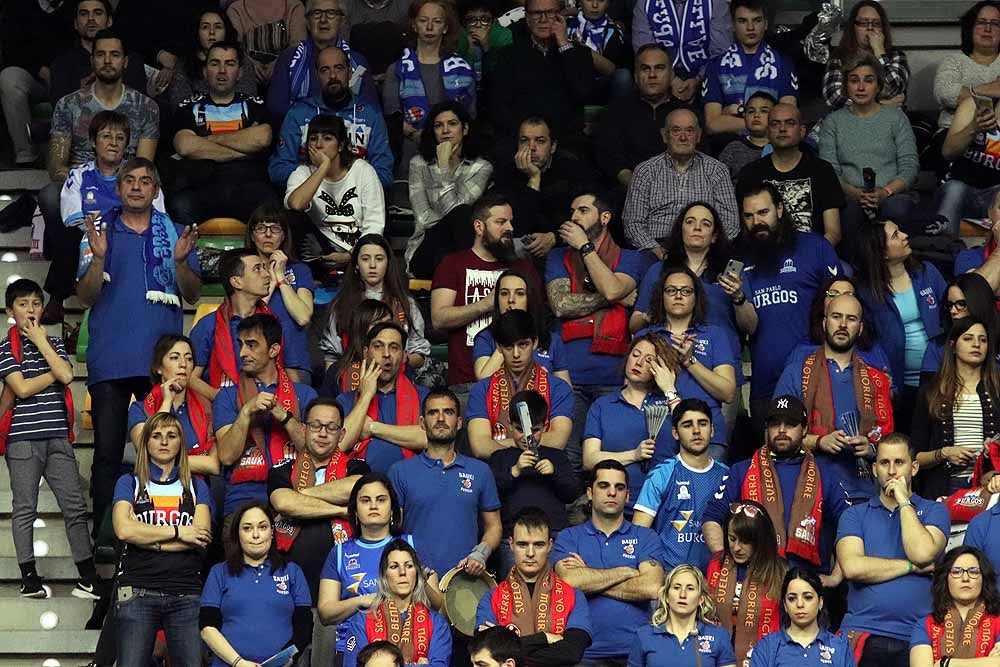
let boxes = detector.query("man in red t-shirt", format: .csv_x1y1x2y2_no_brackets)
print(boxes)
430,192,541,387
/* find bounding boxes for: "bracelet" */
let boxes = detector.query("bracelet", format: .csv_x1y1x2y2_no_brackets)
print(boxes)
732,292,747,306
274,279,284,288
935,448,944,463
280,409,293,426
882,186,894,198
683,357,696,369
907,561,914,574
233,658,243,667
942,656,952,667
898,500,913,511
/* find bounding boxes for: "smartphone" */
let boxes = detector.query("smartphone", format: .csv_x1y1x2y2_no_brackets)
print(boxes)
974,91,994,116
723,259,744,280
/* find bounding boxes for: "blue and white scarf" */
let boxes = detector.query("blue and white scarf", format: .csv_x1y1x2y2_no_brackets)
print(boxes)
288,37,357,102
396,48,475,129
77,207,181,307
644,0,711,76
710,42,793,106
566,11,615,53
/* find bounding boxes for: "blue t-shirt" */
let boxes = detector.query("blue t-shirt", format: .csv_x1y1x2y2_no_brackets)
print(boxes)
475,584,592,635
191,312,241,383
61,160,165,227
544,246,646,386
636,324,737,442
551,520,666,658
741,232,840,399
702,453,851,573
785,342,894,392
266,263,315,372
634,457,729,572
965,503,1000,575
212,379,318,515
583,390,678,512
388,453,501,575
837,495,951,641
702,42,798,107
472,328,569,374
467,372,574,437
86,213,201,384
200,560,311,667
892,288,929,387
342,606,452,667
750,629,854,667
955,246,985,278
335,383,431,473
628,621,736,667
127,399,205,453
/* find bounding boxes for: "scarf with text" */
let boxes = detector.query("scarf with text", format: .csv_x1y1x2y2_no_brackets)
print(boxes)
642,0,711,76
742,447,823,565
208,299,276,389
707,553,779,667
491,564,574,636
366,601,433,663
801,349,893,440
230,371,299,484
274,450,353,551
352,373,421,461
486,362,551,441
566,11,615,53
0,327,75,455
396,49,475,129
142,386,214,456
925,603,999,660
560,235,629,356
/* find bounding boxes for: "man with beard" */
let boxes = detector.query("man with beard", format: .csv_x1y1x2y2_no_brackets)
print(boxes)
774,294,894,502
336,322,430,473
722,181,840,438
169,41,276,228
476,507,592,667
836,434,950,667
633,398,729,572
623,108,739,257
702,395,851,583
269,45,392,188
546,191,644,469
431,193,542,387
738,103,845,247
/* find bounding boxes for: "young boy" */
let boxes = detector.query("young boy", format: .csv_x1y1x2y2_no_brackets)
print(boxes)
567,0,632,101
718,90,775,184
0,279,103,598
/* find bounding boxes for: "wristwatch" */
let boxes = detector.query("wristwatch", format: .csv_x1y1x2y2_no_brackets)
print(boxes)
579,242,596,258
732,292,747,306
280,409,293,426
370,421,378,436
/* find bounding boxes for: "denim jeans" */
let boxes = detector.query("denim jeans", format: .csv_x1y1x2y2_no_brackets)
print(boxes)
936,179,1000,234
115,586,202,667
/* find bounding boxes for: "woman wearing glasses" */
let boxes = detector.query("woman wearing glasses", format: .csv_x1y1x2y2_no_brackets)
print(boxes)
921,273,1000,381
635,265,738,462
823,1,909,109
934,1,1000,131
910,546,1000,667
707,500,785,667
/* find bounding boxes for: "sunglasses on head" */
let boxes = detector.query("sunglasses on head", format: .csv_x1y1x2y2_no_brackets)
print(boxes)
729,502,762,518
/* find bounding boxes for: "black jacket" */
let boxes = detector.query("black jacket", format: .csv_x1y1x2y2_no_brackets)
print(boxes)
492,152,600,237
1,1,73,77
594,92,682,181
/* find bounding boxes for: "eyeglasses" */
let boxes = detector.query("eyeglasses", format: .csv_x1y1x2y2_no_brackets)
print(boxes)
730,502,762,518
526,9,559,20
664,286,695,297
465,16,492,26
308,9,346,19
946,299,968,311
253,223,283,235
826,289,855,298
976,19,1000,29
306,421,342,434
949,566,982,578
854,19,882,28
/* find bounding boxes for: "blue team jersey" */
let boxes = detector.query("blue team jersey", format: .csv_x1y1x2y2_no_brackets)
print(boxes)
61,161,165,227
629,621,736,667
965,503,1000,574
634,457,729,572
335,384,432,473
472,328,568,374
750,629,854,667
702,42,798,107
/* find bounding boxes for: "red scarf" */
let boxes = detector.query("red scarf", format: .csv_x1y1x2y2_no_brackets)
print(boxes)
560,236,629,356
485,363,551,441
491,565,575,636
208,299,274,389
230,371,299,484
844,630,871,665
352,374,421,461
274,451,353,551
974,436,1000,486
365,601,433,664
801,350,894,440
0,327,74,455
707,553,779,667
742,447,824,565
925,604,999,660
142,386,214,456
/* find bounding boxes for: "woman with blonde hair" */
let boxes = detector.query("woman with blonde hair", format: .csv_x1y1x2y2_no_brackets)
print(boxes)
629,564,737,667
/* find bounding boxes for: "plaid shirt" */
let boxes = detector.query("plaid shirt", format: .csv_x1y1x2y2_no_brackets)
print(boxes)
822,49,910,109
623,152,740,250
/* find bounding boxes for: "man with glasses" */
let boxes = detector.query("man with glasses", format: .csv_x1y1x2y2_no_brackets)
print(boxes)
270,396,363,667
268,0,378,121
623,107,739,258
836,433,950,667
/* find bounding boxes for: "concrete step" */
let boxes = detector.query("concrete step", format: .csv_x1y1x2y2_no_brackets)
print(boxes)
0,630,99,657
0,225,34,251
0,488,92,516
0,557,83,582
0,446,94,492
0,596,96,630
0,519,79,558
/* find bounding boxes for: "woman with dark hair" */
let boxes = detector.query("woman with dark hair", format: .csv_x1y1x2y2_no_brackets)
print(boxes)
823,0,908,109
910,546,1000,667
128,334,220,476
473,269,569,383
320,299,395,397
407,100,493,277
226,0,307,84
913,318,1000,497
164,10,257,111
750,568,853,667
322,234,430,372
857,219,947,432
707,500,786,667
637,265,738,459
922,273,1000,380
112,413,213,667
245,205,316,384
285,114,386,273
934,1,1000,130
341,540,452,667
201,501,313,667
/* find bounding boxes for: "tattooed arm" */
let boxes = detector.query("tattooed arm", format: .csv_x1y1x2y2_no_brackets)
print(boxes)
48,135,71,183
547,278,609,319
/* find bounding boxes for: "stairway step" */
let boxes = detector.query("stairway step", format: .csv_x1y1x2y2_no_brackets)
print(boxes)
0,446,93,491
0,557,82,582
0,225,33,250
0,597,96,630
0,630,99,655
0,489,91,517
0,519,79,558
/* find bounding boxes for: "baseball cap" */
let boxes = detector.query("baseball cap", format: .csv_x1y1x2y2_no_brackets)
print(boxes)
766,394,807,426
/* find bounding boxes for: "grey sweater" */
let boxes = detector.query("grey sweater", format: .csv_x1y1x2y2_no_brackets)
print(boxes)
933,52,1000,128
818,105,918,190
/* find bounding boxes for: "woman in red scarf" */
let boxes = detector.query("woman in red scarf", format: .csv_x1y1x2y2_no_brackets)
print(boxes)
342,540,452,667
127,334,219,477
910,546,1000,667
